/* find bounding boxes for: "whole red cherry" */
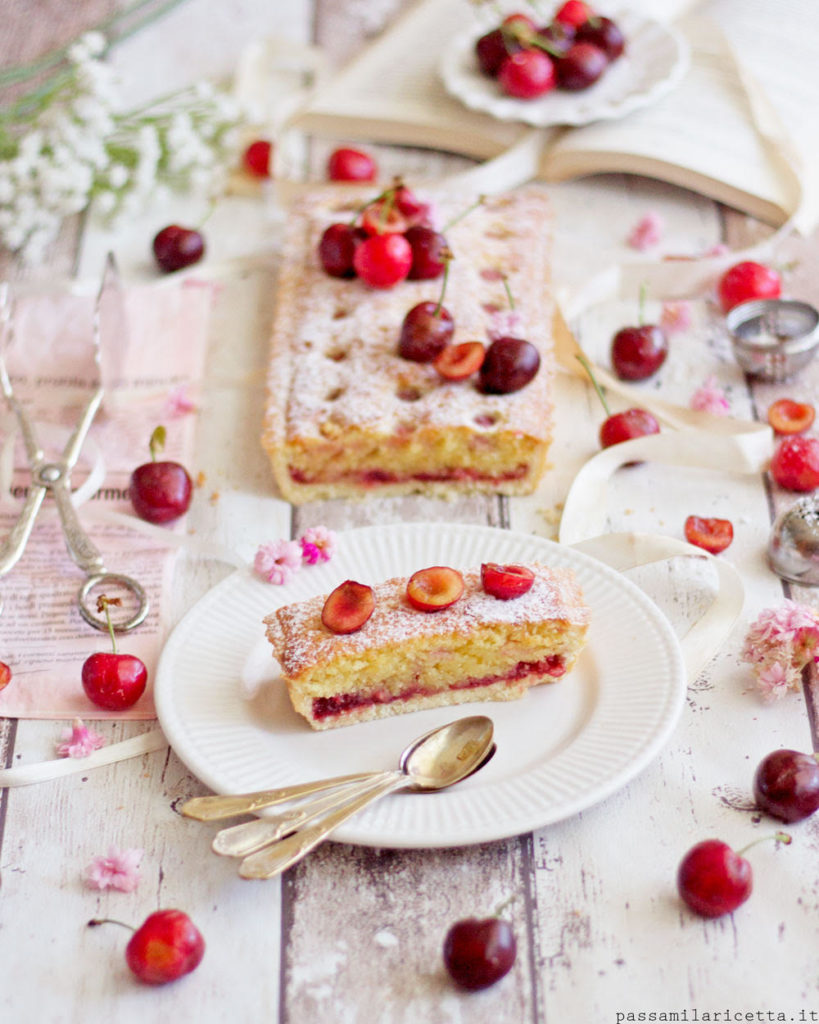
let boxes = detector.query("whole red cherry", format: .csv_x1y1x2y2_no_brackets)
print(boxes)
130,426,193,524
327,147,377,183
770,436,819,492
81,595,147,711
599,408,660,449
611,323,668,381
125,910,205,985
152,225,205,274
717,260,782,313
576,17,625,60
498,49,556,99
556,42,608,91
554,1,591,28
242,139,272,178
753,749,819,823
677,840,752,918
353,233,412,288
443,917,517,990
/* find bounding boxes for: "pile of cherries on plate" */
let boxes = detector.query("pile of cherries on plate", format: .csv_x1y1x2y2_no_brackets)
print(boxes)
475,1,625,100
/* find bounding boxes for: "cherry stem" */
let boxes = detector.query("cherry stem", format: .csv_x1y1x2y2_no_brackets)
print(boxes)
434,249,453,318
502,274,515,312
97,595,118,655
442,194,485,233
87,917,135,932
148,424,167,463
736,831,792,858
347,180,402,227
638,282,648,326
575,352,611,417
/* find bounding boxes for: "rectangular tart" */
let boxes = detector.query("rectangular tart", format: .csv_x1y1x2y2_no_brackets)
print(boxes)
264,564,590,731
261,186,555,503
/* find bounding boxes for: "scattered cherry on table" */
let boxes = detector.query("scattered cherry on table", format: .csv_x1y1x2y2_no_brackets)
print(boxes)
152,224,205,274
767,398,815,435
89,909,205,985
242,139,273,178
717,260,782,313
443,917,517,990
576,352,660,450
753,749,819,823
684,515,734,554
677,833,790,918
327,146,377,183
610,287,669,381
81,595,147,711
130,425,193,524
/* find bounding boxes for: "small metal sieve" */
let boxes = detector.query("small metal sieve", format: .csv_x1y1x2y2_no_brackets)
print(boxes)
768,496,819,586
726,298,819,382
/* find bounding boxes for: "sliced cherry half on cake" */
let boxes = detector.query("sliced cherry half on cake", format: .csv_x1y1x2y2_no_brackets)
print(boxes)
481,563,535,600
406,566,465,612
435,341,486,381
321,580,375,634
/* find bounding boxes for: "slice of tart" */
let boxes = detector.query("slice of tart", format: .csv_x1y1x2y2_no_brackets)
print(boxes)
264,563,590,730
260,186,555,503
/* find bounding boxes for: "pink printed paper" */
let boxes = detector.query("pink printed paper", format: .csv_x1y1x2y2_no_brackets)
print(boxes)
0,280,212,719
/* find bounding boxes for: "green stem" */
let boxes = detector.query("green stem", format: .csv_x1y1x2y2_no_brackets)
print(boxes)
87,917,135,932
442,195,485,233
502,274,515,312
575,352,611,417
434,249,453,318
736,831,792,857
638,282,648,326
98,597,118,655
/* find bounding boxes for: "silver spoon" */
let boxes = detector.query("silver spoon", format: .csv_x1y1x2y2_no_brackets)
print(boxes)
238,715,495,880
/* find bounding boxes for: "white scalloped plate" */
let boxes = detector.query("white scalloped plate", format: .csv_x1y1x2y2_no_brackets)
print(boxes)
440,12,689,127
154,523,685,848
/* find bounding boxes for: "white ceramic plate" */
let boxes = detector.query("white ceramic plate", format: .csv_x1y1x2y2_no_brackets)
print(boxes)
155,523,685,848
440,12,689,127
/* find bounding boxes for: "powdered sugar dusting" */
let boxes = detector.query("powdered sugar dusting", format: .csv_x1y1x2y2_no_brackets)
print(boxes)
263,187,555,447
266,564,589,678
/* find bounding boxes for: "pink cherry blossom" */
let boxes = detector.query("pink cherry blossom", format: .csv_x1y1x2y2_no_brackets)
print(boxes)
55,718,106,758
84,847,143,892
740,599,819,700
627,212,664,251
702,243,730,258
660,300,692,335
486,308,523,341
253,539,302,584
299,525,337,565
163,384,197,419
690,376,731,417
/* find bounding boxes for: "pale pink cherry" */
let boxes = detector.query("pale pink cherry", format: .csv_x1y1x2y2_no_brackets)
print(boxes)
627,212,664,251
84,847,143,892
253,539,302,584
690,376,731,416
55,718,106,758
660,300,692,335
163,384,197,419
299,525,337,565
741,599,819,701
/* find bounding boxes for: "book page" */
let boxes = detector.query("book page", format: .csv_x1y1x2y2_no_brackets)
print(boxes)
541,14,799,227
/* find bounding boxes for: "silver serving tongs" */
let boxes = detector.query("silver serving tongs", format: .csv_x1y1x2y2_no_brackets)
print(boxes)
0,255,148,632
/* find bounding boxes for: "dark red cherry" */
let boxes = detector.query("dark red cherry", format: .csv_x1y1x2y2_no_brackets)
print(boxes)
318,222,364,278
152,225,205,273
535,20,576,58
399,302,454,362
443,918,516,990
754,749,819,823
130,461,193,524
677,840,752,918
405,225,448,280
576,17,625,60
556,41,608,90
476,28,520,77
610,324,668,381
479,336,540,394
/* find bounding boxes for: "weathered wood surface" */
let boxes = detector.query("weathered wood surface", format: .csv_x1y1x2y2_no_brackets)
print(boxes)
1,2,819,1021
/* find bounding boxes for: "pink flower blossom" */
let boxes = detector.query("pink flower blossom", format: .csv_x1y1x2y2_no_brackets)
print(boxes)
690,376,731,417
660,300,692,335
485,309,522,341
741,599,819,701
300,525,337,565
702,243,730,258
627,212,664,251
55,718,106,758
84,847,143,892
163,384,197,419
253,539,302,584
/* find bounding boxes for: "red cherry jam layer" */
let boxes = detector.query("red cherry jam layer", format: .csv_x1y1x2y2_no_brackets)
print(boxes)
311,655,565,721
290,465,529,487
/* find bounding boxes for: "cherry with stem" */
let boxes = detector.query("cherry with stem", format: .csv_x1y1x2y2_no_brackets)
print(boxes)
81,595,147,711
575,351,660,449
399,249,455,362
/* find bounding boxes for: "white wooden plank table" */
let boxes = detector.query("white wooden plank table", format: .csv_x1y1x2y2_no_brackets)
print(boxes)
1,2,818,1021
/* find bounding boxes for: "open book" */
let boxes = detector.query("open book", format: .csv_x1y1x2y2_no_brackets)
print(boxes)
292,0,819,232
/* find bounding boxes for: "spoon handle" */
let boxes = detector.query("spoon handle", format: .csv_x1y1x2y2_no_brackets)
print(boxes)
179,770,385,821
239,774,407,879
212,773,396,857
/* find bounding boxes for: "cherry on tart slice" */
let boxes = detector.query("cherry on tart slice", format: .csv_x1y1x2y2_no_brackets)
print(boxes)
405,225,448,280
400,250,454,362
684,515,734,554
767,398,815,435
479,336,540,394
318,223,363,278
406,566,464,612
321,580,375,635
753,749,819,823
434,341,485,381
481,563,534,600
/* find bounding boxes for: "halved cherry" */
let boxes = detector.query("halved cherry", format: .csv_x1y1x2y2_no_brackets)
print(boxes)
406,566,464,612
360,198,409,237
684,516,734,554
767,398,816,436
321,580,375,634
0,662,10,690
481,563,535,600
434,342,486,381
